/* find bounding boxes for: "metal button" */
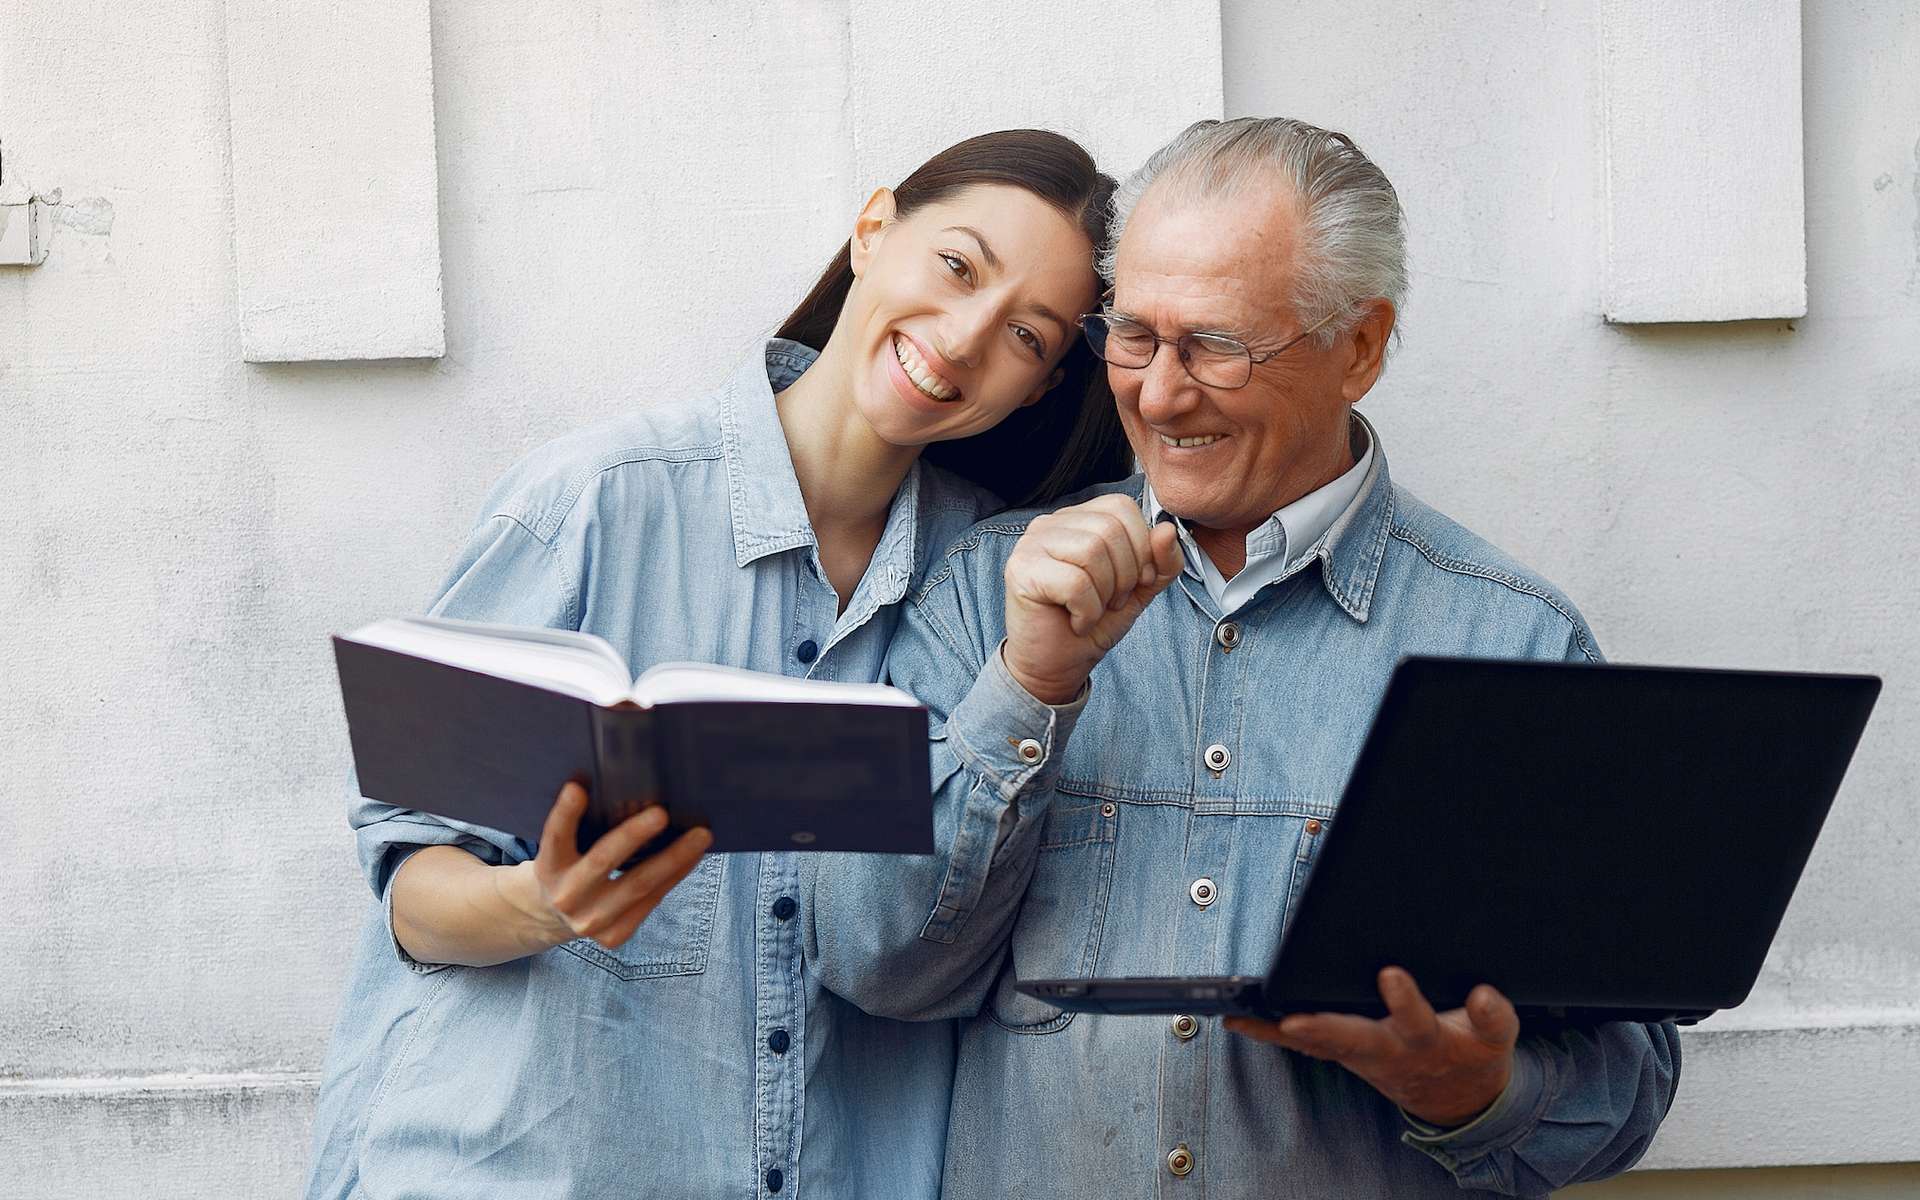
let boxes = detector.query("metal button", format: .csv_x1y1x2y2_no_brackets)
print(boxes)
767,1028,790,1054
1100,801,1116,818
1015,737,1044,765
1306,818,1322,835
1215,621,1241,651
765,1167,784,1193
1172,1014,1198,1040
1204,743,1231,773
795,639,818,665
1189,877,1217,907
770,896,797,921
1167,1144,1194,1177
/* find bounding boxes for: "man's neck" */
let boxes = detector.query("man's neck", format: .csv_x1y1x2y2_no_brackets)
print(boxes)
1184,438,1357,582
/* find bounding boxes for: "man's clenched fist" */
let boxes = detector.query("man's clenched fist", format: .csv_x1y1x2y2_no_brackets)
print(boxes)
1002,494,1184,704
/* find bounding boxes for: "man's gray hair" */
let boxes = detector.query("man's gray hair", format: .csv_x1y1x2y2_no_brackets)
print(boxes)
1100,117,1407,349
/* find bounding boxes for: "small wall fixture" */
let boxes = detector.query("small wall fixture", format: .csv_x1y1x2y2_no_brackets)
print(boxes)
0,144,49,267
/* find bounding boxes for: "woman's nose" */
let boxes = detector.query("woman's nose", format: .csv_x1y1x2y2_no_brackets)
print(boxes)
939,298,1000,367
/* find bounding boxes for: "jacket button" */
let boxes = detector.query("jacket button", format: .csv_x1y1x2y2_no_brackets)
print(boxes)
770,896,797,921
1167,1144,1195,1177
795,639,819,665
1215,621,1241,650
1189,877,1217,908
767,1028,790,1054
765,1167,784,1193
1172,1014,1198,1040
1015,737,1044,765
1204,743,1231,773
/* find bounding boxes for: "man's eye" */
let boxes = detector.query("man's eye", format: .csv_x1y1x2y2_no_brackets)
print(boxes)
939,252,970,281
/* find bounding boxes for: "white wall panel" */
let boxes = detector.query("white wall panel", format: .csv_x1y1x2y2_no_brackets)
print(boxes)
1599,0,1807,322
847,0,1223,189
224,0,445,360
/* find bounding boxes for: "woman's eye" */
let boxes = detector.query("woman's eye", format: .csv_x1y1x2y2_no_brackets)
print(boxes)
938,252,970,281
1014,326,1046,358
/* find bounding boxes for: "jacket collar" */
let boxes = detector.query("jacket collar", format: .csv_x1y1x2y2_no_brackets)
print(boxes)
720,339,922,607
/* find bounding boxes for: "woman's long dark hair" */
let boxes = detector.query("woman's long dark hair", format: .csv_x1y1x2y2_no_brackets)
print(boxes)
776,130,1132,507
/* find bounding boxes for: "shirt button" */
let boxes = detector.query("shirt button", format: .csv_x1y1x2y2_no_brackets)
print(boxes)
1015,737,1044,765
1172,1014,1198,1040
767,1028,790,1054
1167,1144,1195,1177
770,896,797,921
795,639,819,665
1189,877,1217,908
1215,621,1241,651
1204,743,1231,773
766,1167,784,1193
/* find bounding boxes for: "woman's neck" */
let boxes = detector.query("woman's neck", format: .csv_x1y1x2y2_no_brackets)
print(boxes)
774,343,920,601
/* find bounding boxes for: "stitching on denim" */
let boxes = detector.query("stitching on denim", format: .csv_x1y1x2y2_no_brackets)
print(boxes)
1387,520,1598,661
495,444,726,545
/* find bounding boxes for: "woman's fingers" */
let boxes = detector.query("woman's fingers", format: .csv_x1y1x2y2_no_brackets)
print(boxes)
575,827,716,947
549,803,669,912
535,781,590,874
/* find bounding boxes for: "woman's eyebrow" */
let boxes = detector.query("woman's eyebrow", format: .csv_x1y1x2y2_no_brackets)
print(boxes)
942,226,1002,271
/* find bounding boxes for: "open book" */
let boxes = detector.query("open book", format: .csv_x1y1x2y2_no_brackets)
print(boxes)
333,617,932,855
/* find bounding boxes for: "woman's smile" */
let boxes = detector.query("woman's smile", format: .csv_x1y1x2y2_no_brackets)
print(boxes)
886,330,966,413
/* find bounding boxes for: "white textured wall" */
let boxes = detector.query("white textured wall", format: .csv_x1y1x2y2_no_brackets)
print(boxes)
1,0,1915,1195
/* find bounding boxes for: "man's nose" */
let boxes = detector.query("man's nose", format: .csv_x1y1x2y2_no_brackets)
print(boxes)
1133,343,1202,422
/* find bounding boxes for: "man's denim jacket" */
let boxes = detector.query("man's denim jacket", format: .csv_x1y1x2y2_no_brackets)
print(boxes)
807,438,1681,1199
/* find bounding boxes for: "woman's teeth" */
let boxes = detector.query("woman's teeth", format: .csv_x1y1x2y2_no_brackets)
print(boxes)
1160,434,1222,448
894,335,959,401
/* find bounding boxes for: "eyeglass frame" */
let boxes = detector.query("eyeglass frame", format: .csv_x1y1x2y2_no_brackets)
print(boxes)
1078,304,1345,390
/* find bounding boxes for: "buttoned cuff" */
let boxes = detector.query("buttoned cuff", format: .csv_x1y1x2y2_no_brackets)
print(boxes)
944,642,1088,798
1399,1041,1552,1169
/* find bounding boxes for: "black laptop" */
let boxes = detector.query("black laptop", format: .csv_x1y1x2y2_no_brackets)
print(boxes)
1015,656,1879,1027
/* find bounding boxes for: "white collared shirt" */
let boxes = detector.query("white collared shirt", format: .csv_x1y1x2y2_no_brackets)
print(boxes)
1141,415,1377,615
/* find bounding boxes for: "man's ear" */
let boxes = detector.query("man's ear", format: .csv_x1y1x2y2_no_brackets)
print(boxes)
1022,367,1065,408
1339,299,1396,403
849,188,898,279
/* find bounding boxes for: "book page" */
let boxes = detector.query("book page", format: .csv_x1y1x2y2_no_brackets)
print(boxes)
344,617,635,706
632,661,919,708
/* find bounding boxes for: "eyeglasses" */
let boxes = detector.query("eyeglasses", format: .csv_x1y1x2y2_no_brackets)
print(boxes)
1079,307,1342,389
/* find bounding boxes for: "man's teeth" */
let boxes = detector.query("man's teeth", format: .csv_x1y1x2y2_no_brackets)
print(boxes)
894,335,959,401
1160,434,1222,448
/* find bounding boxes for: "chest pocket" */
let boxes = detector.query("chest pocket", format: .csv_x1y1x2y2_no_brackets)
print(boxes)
558,854,725,979
1281,813,1330,941
989,798,1118,1033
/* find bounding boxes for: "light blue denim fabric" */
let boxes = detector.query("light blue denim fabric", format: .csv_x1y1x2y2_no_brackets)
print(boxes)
807,427,1681,1199
305,339,993,1200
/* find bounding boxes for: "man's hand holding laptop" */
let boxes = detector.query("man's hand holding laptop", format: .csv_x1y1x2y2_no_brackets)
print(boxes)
1226,966,1520,1127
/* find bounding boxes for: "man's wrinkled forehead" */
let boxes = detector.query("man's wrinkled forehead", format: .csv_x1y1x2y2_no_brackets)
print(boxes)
1111,177,1305,328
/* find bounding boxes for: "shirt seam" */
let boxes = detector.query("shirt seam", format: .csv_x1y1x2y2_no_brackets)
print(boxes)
499,443,727,545
1385,523,1597,661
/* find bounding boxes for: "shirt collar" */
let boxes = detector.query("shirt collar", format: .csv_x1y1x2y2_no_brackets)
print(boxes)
1140,412,1391,621
721,338,923,603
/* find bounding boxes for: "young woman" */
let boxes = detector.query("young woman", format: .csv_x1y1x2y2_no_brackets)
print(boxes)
305,130,1126,1200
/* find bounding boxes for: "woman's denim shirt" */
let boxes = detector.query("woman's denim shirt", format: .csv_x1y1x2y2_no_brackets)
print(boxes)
808,433,1681,1199
306,339,996,1200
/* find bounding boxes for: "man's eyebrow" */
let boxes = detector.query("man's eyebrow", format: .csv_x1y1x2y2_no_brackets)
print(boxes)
943,226,1002,272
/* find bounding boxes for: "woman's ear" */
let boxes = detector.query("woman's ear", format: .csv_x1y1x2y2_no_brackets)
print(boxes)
1022,367,1065,408
849,188,898,279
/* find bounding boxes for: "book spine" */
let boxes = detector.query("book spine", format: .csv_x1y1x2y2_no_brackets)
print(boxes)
584,706,658,851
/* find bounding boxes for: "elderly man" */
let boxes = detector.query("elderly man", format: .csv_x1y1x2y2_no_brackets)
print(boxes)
807,117,1678,1198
